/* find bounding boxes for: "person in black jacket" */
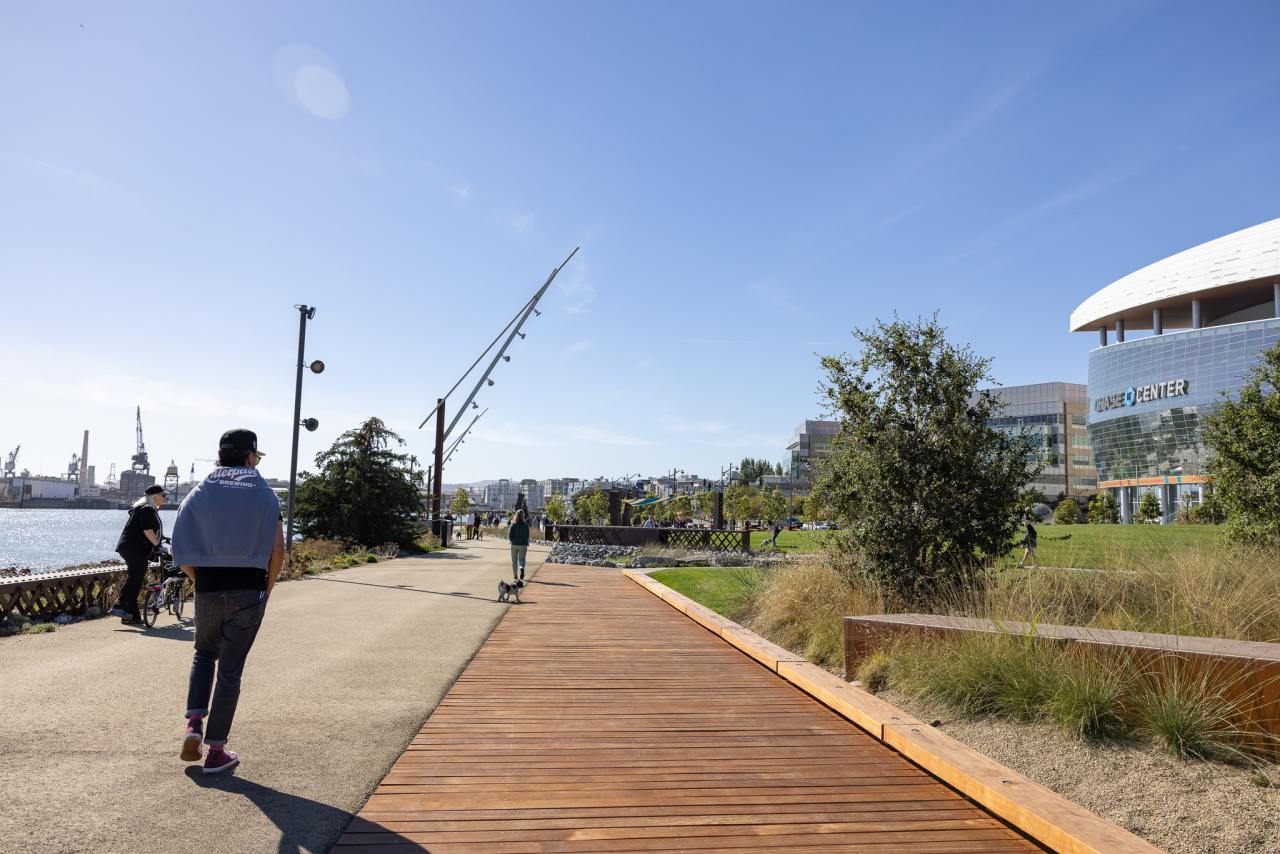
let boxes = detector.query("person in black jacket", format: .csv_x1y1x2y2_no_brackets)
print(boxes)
109,485,167,624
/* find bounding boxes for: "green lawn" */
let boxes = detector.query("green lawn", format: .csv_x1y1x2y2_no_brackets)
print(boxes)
649,567,765,617
998,523,1220,569
748,529,825,553
742,523,1219,569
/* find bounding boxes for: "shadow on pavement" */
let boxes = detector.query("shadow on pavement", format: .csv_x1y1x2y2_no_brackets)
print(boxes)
184,768,419,854
305,575,498,603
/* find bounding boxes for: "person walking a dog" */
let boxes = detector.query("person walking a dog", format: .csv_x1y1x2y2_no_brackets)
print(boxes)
508,508,530,582
171,428,284,775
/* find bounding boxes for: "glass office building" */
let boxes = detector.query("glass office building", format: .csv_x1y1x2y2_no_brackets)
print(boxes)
1071,218,1280,522
985,383,1098,500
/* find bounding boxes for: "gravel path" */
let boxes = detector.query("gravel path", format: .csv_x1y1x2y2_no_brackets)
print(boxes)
0,539,548,854
878,689,1280,854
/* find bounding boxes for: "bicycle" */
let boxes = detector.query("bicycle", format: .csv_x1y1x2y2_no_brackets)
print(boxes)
141,537,190,628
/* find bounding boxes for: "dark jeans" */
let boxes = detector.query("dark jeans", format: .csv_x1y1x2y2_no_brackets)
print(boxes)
186,589,267,745
114,552,149,619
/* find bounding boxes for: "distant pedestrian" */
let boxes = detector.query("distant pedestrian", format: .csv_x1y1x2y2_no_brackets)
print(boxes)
172,428,284,775
770,522,781,547
1016,519,1038,568
509,509,530,581
109,484,168,625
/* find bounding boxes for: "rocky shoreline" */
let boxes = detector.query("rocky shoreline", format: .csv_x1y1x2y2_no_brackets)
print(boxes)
547,542,785,569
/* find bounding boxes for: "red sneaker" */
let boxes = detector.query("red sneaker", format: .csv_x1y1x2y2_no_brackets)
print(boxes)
181,719,203,762
202,748,239,775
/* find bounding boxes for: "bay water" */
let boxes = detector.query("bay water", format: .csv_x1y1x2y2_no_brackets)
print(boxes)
0,508,179,572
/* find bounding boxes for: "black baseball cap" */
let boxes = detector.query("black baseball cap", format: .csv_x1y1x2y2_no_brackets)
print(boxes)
144,484,167,496
219,428,265,456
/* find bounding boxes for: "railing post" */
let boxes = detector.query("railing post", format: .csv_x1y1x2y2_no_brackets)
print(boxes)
743,521,752,553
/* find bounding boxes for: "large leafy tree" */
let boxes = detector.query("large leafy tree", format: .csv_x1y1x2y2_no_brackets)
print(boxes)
572,487,609,524
544,494,568,523
738,457,775,485
294,417,424,547
1204,342,1280,544
451,487,471,516
812,315,1038,603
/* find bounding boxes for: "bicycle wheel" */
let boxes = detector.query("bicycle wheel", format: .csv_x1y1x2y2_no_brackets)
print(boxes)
174,580,187,622
141,587,161,628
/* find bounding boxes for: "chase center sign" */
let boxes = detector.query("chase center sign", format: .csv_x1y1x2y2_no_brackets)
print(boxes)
1094,378,1189,413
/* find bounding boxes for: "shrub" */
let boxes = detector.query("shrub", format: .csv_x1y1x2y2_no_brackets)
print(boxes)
1134,668,1241,759
1054,500,1078,525
855,649,891,693
810,315,1039,604
1048,655,1131,740
748,560,878,669
365,554,379,563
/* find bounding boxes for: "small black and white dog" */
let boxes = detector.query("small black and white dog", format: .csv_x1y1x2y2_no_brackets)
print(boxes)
497,578,525,603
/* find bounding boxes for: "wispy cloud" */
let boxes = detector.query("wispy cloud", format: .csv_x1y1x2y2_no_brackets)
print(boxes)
499,210,535,232
568,426,655,447
450,183,471,202
905,71,1040,171
472,425,544,447
942,162,1144,268
750,282,801,315
556,256,597,314
1,370,288,425
0,150,139,208
563,339,591,357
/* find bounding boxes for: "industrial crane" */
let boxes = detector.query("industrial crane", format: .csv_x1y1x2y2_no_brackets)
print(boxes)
4,446,18,478
131,406,150,474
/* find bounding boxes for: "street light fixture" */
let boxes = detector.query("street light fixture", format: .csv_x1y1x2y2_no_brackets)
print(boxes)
287,304,322,554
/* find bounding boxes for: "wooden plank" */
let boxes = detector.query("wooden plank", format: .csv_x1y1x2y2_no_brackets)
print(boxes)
883,722,1165,854
335,564,1051,853
776,659,922,739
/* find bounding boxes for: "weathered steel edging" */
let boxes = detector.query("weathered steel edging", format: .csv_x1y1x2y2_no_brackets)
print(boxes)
623,569,1165,854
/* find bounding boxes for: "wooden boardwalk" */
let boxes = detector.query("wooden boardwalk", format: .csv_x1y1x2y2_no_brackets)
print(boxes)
334,564,1046,853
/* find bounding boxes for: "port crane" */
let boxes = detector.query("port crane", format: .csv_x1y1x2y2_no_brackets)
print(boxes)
4,446,18,478
131,406,150,474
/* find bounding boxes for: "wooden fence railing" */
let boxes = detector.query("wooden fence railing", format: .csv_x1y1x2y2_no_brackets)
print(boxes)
550,525,749,552
0,564,127,620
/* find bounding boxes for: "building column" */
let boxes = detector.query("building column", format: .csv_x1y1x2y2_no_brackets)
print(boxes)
1152,307,1163,335
1115,318,1125,343
1274,283,1280,318
1119,487,1131,525
1099,327,1108,347
1192,299,1203,329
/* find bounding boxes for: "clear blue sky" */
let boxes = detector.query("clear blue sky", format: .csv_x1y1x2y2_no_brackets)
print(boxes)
4,1,1280,485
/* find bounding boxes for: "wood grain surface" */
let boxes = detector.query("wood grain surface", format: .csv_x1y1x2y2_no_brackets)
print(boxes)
334,564,1045,853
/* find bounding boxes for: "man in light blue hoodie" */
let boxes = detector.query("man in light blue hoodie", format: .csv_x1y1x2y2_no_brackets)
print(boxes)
172,428,284,775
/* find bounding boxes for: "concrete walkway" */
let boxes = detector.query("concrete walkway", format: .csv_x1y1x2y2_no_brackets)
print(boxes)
0,538,548,854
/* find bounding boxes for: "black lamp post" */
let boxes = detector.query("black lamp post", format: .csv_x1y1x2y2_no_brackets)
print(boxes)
286,305,324,552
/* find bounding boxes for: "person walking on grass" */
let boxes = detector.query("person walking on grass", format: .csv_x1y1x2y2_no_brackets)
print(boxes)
172,429,284,775
109,484,168,625
1016,518,1038,568
509,508,530,582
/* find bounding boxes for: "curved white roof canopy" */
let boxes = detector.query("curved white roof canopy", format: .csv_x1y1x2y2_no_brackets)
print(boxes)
1070,218,1280,333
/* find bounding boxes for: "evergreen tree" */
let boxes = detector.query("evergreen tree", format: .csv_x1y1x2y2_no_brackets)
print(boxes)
811,315,1039,603
1204,341,1280,543
1087,491,1120,524
1138,490,1162,523
294,417,424,547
